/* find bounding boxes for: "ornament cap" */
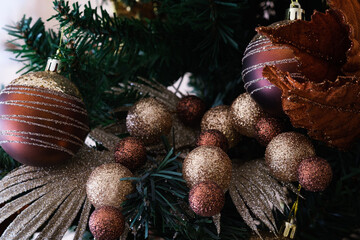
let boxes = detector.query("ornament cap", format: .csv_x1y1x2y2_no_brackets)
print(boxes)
282,218,297,239
45,57,61,72
286,1,305,20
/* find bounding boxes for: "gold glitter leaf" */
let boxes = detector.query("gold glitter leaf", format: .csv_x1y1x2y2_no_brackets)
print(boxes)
130,77,180,111
0,129,120,240
212,213,221,235
229,159,289,237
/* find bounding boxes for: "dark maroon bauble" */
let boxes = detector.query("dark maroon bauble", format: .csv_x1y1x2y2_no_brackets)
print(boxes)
242,22,306,116
297,157,333,192
0,83,89,167
176,95,206,127
255,117,284,146
115,136,147,171
196,129,229,152
89,206,125,240
189,181,225,217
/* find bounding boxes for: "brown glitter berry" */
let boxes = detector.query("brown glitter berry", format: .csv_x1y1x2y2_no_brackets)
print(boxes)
189,181,225,217
297,157,333,192
89,206,125,240
115,137,147,171
177,95,206,127
196,129,229,152
255,117,284,146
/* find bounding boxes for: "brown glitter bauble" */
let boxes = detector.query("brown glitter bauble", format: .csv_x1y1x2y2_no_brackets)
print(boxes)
182,145,232,191
255,117,284,146
265,132,315,182
89,206,125,240
86,163,134,208
0,71,89,167
126,98,172,145
114,136,146,171
230,93,266,138
201,105,240,148
189,181,225,217
297,157,333,192
196,129,229,152
176,95,206,127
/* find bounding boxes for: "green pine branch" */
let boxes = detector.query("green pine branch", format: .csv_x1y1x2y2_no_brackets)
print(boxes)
296,142,360,240
120,148,212,239
4,16,60,74
121,144,249,240
0,147,20,179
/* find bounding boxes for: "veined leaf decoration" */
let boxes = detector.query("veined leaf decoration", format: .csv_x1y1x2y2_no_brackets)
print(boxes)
263,66,360,149
256,1,360,149
328,0,360,75
0,129,120,240
229,159,291,237
257,9,351,83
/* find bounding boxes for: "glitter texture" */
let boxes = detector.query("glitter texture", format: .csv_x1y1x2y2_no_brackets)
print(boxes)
113,78,198,152
176,95,206,127
297,157,333,192
265,132,316,182
10,71,82,99
212,213,221,235
114,136,147,171
201,105,240,148
229,159,290,236
126,98,172,145
182,145,232,191
230,93,266,138
248,231,278,239
196,129,229,152
0,85,89,166
86,163,134,209
89,206,125,240
255,117,284,145
189,181,225,217
0,128,122,240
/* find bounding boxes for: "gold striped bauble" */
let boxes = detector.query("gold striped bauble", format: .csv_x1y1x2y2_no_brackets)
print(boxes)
0,71,90,167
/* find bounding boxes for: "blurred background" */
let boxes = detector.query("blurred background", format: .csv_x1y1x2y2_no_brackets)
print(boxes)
0,0,113,86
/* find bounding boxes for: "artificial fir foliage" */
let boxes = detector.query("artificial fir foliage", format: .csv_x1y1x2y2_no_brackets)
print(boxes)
1,0,360,240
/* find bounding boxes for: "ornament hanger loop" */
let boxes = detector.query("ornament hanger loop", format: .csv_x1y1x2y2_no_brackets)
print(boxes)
46,27,65,72
290,0,299,8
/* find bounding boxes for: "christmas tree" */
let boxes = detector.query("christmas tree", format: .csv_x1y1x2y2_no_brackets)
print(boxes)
0,0,359,239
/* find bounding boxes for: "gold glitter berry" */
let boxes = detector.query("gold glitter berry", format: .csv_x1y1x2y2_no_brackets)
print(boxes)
86,163,134,209
265,132,316,182
230,93,266,138
201,105,240,148
126,98,173,145
182,145,232,191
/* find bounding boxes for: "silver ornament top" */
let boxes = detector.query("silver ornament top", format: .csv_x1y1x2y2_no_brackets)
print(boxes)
286,0,305,20
45,57,61,72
